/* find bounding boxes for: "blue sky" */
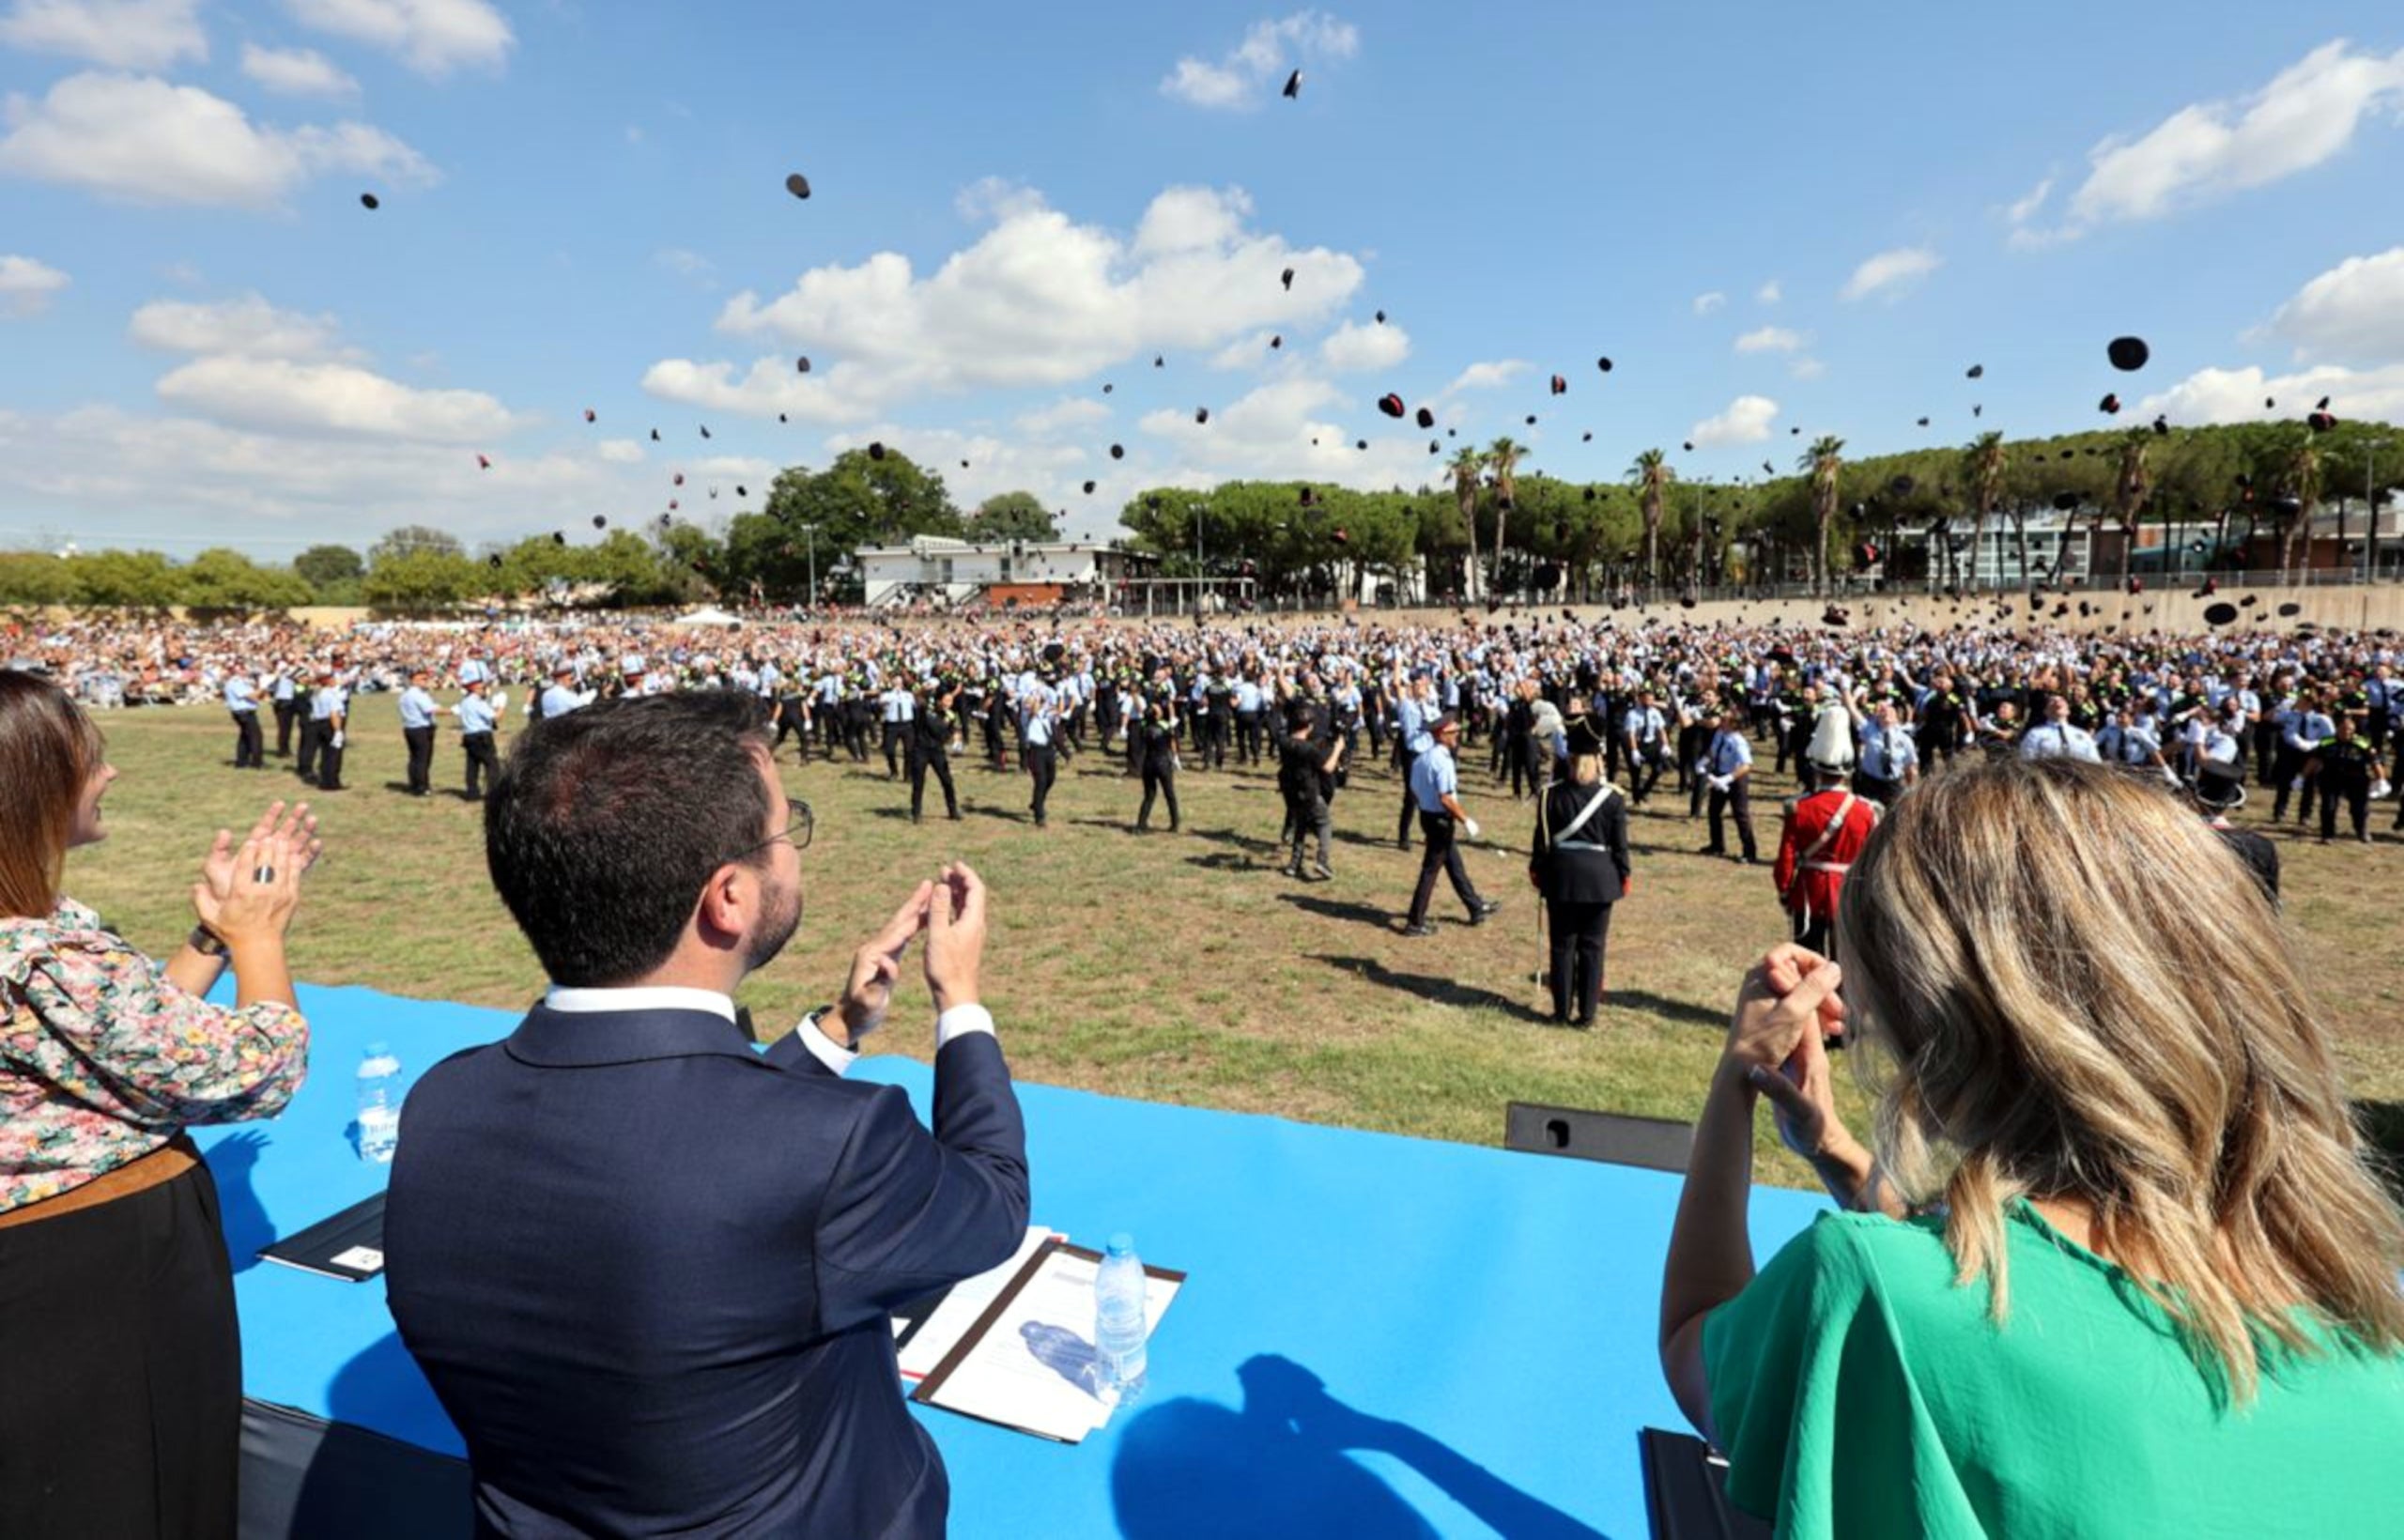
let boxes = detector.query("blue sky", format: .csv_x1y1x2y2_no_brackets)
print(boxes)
3,0,2401,558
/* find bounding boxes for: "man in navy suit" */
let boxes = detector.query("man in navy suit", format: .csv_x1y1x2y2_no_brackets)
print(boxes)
386,693,1029,1539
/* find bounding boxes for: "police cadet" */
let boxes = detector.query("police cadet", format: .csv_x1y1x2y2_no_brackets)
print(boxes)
772,672,812,762
2314,713,2383,845
308,667,349,793
1696,703,1759,864
1622,688,1668,805
2272,688,2334,825
878,676,915,779
223,666,264,769
1277,701,1342,882
541,663,591,720
269,661,300,757
902,672,962,824
1526,716,1630,1028
1852,700,1919,807
450,676,501,800
1400,714,1499,937
1234,669,1267,766
1133,674,1182,834
1391,664,1437,851
398,666,439,796
1021,670,1060,828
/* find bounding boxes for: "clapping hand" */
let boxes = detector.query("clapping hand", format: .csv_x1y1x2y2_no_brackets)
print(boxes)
1728,946,1852,1164
836,880,934,1043
199,801,321,915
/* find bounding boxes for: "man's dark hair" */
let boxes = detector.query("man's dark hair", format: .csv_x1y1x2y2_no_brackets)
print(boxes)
485,692,777,987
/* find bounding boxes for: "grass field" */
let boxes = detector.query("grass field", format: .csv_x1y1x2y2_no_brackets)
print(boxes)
58,693,2404,1189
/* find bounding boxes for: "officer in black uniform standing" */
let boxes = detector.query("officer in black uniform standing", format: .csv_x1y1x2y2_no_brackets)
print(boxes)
1528,716,1630,1027
1134,676,1182,833
906,672,962,823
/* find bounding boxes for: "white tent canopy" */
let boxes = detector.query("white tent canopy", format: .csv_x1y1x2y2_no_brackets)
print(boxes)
667,607,743,627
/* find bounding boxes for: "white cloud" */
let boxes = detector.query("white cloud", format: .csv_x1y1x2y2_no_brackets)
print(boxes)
1208,330,1280,370
0,0,205,70
1318,316,1409,373
1754,279,1782,305
595,439,645,465
1160,10,1360,111
1734,325,1806,354
1788,357,1826,381
129,293,350,359
651,183,1365,423
1840,245,1940,301
2003,176,2054,226
0,71,436,208
1133,375,1433,498
2134,362,2404,428
1691,291,1726,316
156,355,516,442
281,0,513,78
2266,246,2404,365
0,254,69,316
2017,42,2404,244
1687,394,1780,447
655,247,717,286
820,423,1109,537
1445,360,1527,393
1014,396,1110,436
239,42,359,100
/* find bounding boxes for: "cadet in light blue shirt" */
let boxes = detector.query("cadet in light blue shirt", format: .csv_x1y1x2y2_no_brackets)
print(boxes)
223,671,264,769
399,668,439,796
449,678,502,799
540,664,590,720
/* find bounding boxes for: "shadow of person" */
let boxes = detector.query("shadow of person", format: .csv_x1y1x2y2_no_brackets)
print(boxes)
1111,1354,1608,1540
1311,955,1553,1024
205,1129,276,1274
256,1332,472,1540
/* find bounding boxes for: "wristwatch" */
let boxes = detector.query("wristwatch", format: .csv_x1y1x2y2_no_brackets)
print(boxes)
188,924,229,958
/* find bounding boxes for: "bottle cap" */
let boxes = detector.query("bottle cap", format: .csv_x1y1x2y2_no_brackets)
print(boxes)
1106,1232,1135,1258
364,1041,392,1059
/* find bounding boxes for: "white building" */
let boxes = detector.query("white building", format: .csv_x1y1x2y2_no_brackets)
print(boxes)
856,536,1153,610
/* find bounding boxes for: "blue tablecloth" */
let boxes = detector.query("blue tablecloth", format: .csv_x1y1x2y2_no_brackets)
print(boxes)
199,984,1825,1539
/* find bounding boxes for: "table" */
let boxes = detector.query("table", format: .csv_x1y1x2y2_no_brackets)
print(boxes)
202,983,1825,1538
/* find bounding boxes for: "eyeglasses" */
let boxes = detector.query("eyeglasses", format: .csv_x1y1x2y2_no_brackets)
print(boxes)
728,797,812,863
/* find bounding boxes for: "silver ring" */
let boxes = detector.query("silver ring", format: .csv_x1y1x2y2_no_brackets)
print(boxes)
253,866,275,884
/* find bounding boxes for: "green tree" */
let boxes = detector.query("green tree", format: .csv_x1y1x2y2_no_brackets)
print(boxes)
0,550,76,610
69,548,183,609
2277,427,2324,581
294,544,365,593
370,525,464,564
1629,448,1674,593
963,492,1059,543
183,547,312,612
1447,446,1486,603
1799,435,1846,593
1486,437,1523,596
362,548,480,613
1964,431,2008,591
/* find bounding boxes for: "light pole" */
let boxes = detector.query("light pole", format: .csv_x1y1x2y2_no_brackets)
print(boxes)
797,522,819,604
2366,438,2391,582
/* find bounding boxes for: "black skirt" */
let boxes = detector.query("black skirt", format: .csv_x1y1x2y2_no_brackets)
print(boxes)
0,1159,241,1540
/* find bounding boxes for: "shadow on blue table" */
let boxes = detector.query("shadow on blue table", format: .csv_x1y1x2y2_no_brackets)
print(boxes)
208,1130,277,1274
1111,1355,1610,1540
244,1333,472,1539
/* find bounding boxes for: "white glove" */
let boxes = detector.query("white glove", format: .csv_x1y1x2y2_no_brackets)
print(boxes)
1464,818,1481,840
331,731,345,750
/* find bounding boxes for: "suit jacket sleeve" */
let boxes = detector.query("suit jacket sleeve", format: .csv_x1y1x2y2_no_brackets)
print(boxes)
813,1033,1031,1333
1605,798,1631,886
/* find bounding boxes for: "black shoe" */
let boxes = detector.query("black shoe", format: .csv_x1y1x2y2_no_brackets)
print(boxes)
1570,1015,1595,1030
1469,899,1501,924
1740,855,1762,866
1400,922,1437,937
1696,843,1725,856
1396,838,1412,852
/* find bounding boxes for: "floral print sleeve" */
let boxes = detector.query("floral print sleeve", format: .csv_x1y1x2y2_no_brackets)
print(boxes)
0,898,309,1211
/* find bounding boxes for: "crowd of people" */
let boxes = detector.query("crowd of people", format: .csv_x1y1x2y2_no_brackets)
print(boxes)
2,612,2400,1537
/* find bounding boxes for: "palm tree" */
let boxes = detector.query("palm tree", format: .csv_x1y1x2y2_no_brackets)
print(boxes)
2108,426,2153,591
2278,430,2323,581
1964,430,2007,591
1447,446,1487,603
1798,435,1845,593
1628,448,1674,593
1486,437,1523,599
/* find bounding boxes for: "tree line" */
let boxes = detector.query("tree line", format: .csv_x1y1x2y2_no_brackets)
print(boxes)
0,420,2391,615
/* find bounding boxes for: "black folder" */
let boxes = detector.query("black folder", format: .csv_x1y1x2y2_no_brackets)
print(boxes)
258,1193,387,1282
1639,1427,1771,1540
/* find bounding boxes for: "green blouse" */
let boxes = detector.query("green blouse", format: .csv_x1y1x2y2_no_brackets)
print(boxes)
1703,1201,2404,1538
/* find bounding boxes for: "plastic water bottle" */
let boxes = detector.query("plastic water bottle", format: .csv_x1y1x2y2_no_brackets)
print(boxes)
1094,1232,1148,1402
357,1041,403,1164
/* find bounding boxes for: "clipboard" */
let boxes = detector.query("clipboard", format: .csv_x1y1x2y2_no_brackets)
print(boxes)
257,1192,388,1282
909,1237,1186,1442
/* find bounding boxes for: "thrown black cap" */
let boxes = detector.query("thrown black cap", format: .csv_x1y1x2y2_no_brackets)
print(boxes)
1966,363,1983,379
1415,406,1435,429
1194,407,1210,424
868,441,886,460
592,515,607,529
1374,310,1387,324
2099,393,2121,415
1281,267,1295,291
1110,443,1125,459
1595,357,1613,372
2276,601,2303,617
1282,69,1301,99
1549,374,1566,395
1378,393,1406,418
785,173,811,200
796,356,811,374
360,192,380,210
2107,336,2149,371
2203,601,2239,626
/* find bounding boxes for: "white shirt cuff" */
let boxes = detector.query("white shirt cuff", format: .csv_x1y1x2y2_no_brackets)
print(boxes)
936,1003,995,1050
796,1013,858,1075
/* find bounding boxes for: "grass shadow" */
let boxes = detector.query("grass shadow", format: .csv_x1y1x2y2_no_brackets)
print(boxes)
1278,893,1392,928
1310,953,1554,1024
1605,988,1725,1030
1185,851,1259,873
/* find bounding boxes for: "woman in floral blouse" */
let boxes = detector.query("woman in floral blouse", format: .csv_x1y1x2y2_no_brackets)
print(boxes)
0,671,321,1540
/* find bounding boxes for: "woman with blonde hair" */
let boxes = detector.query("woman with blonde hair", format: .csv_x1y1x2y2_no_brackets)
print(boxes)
1659,755,2404,1538
0,671,321,1539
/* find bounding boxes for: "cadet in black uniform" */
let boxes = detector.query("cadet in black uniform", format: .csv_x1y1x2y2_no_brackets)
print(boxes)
1527,717,1630,1027
2315,713,2383,844
906,673,962,823
1277,703,1341,881
1134,681,1182,833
